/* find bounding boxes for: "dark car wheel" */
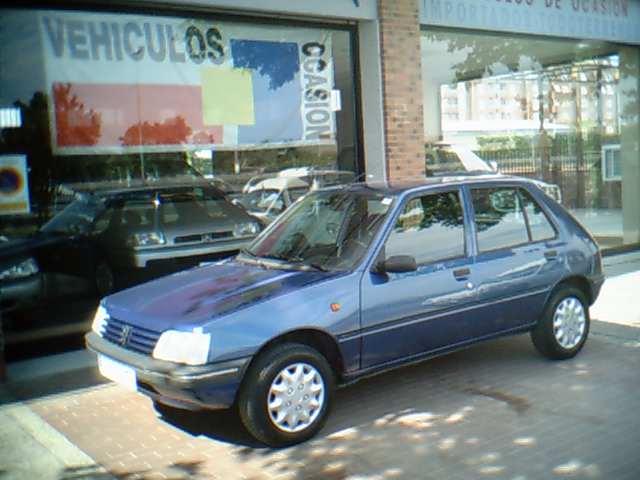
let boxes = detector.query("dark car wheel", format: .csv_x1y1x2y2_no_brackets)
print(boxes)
531,286,590,360
237,343,334,447
95,261,115,297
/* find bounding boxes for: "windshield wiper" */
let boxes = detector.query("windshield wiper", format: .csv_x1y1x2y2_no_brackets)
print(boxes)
303,261,329,272
275,255,329,272
241,250,329,272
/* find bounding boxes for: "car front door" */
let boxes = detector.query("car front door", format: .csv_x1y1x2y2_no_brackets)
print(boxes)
469,185,566,334
359,188,479,370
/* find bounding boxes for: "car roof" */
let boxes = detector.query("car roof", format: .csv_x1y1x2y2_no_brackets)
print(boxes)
74,179,223,198
327,174,537,197
250,176,310,190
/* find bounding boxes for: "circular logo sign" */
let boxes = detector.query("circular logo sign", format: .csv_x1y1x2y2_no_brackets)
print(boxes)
0,167,23,196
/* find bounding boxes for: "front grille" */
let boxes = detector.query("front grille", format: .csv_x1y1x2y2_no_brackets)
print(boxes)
103,317,161,355
174,231,233,244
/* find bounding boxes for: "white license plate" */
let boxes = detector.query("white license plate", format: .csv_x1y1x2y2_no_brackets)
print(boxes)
98,355,137,391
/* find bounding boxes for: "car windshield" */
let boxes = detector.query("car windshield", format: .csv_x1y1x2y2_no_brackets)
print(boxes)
41,197,106,235
42,187,238,236
240,189,284,214
241,189,393,271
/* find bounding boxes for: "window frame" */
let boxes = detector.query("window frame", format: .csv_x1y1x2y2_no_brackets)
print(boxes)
381,187,469,267
601,144,621,182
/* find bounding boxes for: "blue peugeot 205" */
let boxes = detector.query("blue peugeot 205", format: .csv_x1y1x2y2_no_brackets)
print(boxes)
86,176,604,447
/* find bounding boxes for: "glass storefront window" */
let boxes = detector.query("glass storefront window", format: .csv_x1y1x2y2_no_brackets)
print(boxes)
421,28,640,250
0,7,359,334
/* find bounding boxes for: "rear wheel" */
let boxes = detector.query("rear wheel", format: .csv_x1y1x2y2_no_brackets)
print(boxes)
237,343,334,447
531,287,590,360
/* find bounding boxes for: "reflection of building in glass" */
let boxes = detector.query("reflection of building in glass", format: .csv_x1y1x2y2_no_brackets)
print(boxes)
441,56,620,135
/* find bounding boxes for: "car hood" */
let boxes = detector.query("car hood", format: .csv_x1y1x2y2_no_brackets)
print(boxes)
104,259,338,331
0,233,65,260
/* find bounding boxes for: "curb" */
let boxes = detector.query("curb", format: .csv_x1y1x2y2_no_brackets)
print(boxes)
0,387,115,480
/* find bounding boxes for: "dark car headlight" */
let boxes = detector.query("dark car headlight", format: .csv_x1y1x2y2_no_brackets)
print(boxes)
127,232,166,247
0,258,39,281
233,222,260,238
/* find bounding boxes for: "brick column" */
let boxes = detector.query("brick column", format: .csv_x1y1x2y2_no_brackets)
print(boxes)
378,0,425,181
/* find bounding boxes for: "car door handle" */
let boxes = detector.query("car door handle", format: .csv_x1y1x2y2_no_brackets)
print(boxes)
544,250,558,260
453,267,471,280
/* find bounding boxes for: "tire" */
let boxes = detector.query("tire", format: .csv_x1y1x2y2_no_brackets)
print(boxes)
237,343,334,447
531,286,590,360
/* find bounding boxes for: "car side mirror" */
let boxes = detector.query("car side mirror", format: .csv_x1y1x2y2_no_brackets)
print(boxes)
376,255,417,274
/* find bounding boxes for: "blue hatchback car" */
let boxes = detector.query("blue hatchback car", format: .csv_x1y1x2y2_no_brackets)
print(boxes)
86,176,604,446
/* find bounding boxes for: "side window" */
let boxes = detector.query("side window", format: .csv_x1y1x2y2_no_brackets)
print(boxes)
385,191,466,265
520,189,556,242
471,187,529,252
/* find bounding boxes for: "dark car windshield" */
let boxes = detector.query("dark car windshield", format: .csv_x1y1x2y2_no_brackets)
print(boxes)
42,187,241,236
242,189,393,271
41,197,106,235
239,189,283,214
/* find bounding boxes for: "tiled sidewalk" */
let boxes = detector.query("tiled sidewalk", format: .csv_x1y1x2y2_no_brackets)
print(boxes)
5,320,640,480
1,258,639,480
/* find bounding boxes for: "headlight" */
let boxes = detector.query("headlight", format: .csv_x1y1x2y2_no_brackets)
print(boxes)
91,304,109,336
127,232,166,247
233,222,260,237
0,258,39,280
152,329,211,365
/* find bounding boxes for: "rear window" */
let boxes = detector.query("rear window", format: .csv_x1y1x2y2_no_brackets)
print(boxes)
471,186,557,252
471,187,529,252
520,189,556,242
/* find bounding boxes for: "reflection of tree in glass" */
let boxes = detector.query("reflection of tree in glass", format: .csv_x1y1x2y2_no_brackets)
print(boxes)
120,116,191,146
231,40,300,90
53,83,101,146
417,193,464,230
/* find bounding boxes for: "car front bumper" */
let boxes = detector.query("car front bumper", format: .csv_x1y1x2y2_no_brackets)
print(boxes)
85,332,252,410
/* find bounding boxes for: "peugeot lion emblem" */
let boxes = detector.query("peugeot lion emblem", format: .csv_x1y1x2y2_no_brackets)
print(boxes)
119,325,133,346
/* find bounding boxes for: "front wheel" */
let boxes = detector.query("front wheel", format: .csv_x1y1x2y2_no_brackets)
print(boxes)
531,287,590,360
237,343,334,447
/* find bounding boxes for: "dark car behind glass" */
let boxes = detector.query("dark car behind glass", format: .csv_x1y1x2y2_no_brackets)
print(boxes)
0,182,261,309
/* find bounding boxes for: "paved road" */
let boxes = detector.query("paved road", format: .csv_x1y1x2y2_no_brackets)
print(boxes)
3,319,639,480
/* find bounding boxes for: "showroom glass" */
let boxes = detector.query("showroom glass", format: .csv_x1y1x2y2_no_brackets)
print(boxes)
244,190,392,271
385,191,465,265
0,7,359,327
421,28,640,250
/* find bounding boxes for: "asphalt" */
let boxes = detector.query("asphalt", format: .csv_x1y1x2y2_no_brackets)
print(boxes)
0,251,639,480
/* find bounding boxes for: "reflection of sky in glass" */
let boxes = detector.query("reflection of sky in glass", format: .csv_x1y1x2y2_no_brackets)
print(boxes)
0,10,46,105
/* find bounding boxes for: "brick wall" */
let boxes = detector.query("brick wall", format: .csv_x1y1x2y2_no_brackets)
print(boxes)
378,0,425,181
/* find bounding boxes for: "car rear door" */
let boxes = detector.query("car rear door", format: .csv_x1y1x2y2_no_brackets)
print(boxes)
468,184,566,334
359,188,480,369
